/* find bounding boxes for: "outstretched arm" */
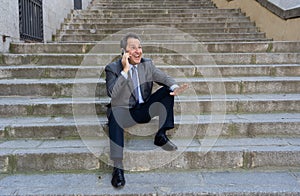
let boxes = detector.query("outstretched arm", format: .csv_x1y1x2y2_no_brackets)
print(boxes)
150,61,189,96
170,83,189,96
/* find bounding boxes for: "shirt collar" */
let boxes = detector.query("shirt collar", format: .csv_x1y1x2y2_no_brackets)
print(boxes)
130,64,138,69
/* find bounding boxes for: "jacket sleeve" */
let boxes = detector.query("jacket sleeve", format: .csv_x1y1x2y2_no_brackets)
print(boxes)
105,62,129,99
150,60,177,88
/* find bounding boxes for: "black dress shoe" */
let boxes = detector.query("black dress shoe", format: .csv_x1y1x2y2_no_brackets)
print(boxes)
154,134,178,151
111,167,125,188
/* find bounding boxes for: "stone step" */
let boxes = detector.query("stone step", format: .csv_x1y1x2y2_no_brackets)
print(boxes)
90,5,217,10
92,1,214,4
1,53,299,65
90,5,216,10
10,41,300,54
92,0,212,2
91,1,214,4
88,0,217,9
61,21,257,30
70,12,246,19
57,27,259,36
1,64,299,79
102,0,213,1
92,0,214,3
1,113,299,139
58,33,267,42
93,0,212,4
92,0,213,2
67,16,251,24
1,137,300,173
74,8,242,15
0,94,299,117
1,170,299,195
0,76,299,97
92,1,215,6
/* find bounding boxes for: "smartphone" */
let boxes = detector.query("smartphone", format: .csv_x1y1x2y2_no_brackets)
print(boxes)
121,48,130,63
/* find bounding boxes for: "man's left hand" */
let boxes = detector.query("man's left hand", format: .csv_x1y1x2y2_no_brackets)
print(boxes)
170,84,189,96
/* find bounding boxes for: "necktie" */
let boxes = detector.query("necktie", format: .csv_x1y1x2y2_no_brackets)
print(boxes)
131,66,139,102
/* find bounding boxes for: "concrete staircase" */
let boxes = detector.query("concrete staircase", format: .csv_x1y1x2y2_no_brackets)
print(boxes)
0,0,300,195
55,0,270,42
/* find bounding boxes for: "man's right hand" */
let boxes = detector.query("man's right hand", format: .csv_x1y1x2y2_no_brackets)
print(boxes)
122,51,130,73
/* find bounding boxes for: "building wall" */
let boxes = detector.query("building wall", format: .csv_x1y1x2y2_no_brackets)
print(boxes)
212,0,300,41
0,0,20,53
0,0,92,53
43,0,91,42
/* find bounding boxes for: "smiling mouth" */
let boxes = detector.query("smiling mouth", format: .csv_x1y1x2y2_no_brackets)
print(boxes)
130,55,141,64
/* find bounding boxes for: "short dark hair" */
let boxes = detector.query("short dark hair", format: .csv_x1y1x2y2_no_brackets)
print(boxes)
120,32,141,49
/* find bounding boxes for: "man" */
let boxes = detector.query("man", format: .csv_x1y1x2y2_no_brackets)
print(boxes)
105,32,187,188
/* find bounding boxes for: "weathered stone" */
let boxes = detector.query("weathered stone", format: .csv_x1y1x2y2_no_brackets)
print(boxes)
0,138,299,173
0,170,300,195
0,2,299,194
0,155,10,173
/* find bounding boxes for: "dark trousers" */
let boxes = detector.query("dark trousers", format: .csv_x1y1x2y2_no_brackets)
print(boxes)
108,87,175,160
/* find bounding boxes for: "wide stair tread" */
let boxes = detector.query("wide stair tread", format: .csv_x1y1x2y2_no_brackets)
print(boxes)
0,64,299,80
1,170,299,195
1,113,299,139
1,137,300,172
1,52,299,65
9,41,300,53
0,94,299,117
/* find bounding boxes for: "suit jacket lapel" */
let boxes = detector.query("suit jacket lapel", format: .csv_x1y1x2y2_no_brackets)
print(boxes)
126,70,135,98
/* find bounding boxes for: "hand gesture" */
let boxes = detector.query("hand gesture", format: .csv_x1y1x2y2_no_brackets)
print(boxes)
170,84,189,96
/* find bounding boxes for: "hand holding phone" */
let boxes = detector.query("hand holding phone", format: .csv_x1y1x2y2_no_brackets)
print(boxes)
121,48,125,56
121,48,130,73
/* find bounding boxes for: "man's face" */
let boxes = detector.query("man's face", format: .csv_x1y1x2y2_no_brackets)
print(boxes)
126,38,143,65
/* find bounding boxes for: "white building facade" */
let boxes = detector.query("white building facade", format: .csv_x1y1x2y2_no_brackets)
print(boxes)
0,0,92,53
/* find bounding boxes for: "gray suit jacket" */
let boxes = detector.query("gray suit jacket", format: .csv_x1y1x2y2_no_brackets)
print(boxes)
105,58,176,109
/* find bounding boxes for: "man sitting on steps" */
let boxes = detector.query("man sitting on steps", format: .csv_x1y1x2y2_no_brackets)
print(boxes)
105,32,188,188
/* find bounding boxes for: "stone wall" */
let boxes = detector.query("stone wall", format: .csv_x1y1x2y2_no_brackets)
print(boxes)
212,0,300,41
0,0,92,53
43,0,91,42
257,0,300,19
0,0,20,53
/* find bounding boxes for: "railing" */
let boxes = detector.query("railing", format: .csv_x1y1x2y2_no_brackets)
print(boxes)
19,0,43,42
